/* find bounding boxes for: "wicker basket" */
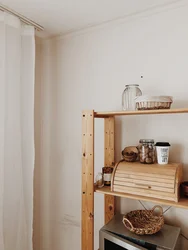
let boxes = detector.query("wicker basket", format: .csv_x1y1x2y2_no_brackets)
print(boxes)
122,146,138,162
122,205,164,235
135,96,173,110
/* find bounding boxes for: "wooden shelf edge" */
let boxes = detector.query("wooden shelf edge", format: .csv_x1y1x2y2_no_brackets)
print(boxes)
95,186,188,209
94,108,188,118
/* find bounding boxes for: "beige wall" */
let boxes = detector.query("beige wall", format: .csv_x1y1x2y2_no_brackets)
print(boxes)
34,38,58,250
33,37,41,250
34,2,188,249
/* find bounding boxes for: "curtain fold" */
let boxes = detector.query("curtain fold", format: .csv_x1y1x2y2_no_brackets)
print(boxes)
0,11,35,250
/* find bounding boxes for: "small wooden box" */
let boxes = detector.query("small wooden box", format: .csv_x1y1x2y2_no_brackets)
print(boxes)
111,161,183,202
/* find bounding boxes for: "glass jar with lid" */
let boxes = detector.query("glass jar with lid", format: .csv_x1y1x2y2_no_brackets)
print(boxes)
122,84,142,110
138,139,155,164
102,166,113,186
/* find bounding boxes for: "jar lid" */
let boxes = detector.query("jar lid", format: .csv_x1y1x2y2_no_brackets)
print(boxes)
139,139,154,143
125,84,139,87
155,142,171,147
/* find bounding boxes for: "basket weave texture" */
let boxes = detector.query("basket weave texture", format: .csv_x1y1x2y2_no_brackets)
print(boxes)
121,146,138,162
122,205,164,235
136,101,172,110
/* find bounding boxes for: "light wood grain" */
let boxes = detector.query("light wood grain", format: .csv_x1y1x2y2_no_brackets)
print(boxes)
82,110,94,250
114,185,175,199
95,186,188,209
104,117,115,224
113,180,174,192
116,162,177,176
115,170,175,179
174,163,183,202
114,176,174,188
104,117,115,167
115,172,175,183
94,108,188,118
112,161,182,202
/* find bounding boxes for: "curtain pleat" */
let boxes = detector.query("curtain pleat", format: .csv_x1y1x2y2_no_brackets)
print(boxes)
0,11,35,250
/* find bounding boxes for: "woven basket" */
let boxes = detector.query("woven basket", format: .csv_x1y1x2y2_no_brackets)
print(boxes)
122,146,138,162
135,96,173,110
122,205,164,235
136,101,172,110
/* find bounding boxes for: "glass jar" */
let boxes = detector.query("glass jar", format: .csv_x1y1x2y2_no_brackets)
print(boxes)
102,166,113,186
95,172,104,188
122,84,142,110
138,139,155,164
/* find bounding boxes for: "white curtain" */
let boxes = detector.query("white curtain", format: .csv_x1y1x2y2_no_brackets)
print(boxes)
0,12,35,250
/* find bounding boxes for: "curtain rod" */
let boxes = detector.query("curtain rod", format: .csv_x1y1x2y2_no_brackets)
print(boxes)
0,4,44,31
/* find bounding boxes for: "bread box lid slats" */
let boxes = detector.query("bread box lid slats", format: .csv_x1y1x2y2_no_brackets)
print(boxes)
115,173,175,183
116,162,176,176
114,185,175,196
116,170,175,179
114,181,174,193
111,161,182,202
114,177,174,188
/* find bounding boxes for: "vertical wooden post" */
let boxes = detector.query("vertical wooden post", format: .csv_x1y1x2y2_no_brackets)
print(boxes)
82,110,94,250
104,117,115,224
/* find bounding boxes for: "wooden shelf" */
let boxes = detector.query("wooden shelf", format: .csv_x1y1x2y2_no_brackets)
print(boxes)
82,108,188,250
94,108,188,118
95,186,188,209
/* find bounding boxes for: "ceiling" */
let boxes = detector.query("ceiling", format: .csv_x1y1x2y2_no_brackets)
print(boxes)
0,0,179,37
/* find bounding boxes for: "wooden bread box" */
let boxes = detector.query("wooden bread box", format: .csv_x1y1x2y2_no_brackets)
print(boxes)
111,161,183,202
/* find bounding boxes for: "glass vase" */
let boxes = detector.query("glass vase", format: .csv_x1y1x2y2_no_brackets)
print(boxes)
122,84,142,110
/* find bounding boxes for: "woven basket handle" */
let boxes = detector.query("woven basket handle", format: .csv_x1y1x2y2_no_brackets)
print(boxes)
122,217,134,231
151,205,163,216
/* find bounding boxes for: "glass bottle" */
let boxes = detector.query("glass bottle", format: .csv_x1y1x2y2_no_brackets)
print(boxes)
122,84,142,110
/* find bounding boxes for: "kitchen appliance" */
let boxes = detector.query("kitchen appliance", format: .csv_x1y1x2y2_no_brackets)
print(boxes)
99,214,180,250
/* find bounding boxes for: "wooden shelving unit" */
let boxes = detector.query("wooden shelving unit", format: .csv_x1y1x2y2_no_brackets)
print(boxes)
95,186,188,209
94,108,188,117
82,108,188,250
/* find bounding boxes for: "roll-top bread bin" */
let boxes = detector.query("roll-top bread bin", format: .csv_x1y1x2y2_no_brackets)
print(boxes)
111,161,182,202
